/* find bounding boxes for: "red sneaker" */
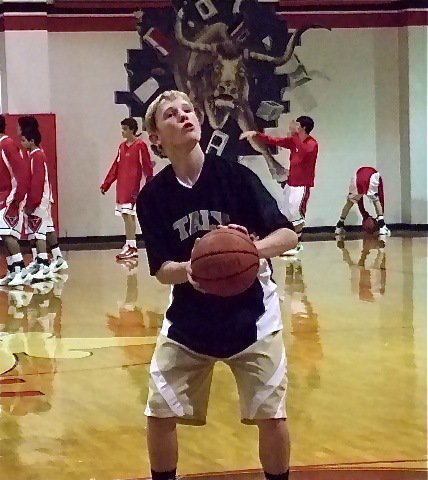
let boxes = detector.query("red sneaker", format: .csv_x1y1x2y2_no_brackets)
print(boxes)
116,246,138,261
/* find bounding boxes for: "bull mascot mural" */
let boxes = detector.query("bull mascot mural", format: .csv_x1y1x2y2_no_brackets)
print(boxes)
115,0,330,181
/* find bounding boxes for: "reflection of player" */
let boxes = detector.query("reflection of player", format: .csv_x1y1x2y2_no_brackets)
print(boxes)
0,276,68,417
335,167,391,237
284,259,322,391
240,117,318,256
337,236,386,302
101,118,153,261
107,259,161,364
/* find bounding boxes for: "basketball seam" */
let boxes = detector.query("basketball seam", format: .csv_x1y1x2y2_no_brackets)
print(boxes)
192,261,259,282
192,249,259,263
202,229,255,248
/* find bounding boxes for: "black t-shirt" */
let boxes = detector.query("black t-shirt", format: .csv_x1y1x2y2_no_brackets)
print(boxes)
137,154,293,357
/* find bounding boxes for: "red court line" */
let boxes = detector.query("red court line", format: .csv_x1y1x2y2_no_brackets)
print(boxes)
0,378,25,384
0,390,44,397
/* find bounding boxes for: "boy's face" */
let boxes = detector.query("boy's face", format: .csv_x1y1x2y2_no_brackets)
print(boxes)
121,125,134,139
20,136,33,151
151,97,201,152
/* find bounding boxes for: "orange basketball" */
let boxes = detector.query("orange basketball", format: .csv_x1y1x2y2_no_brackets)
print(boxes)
362,216,378,234
190,228,260,297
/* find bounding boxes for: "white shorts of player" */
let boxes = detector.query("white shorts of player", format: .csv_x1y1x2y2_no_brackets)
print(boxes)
0,203,24,239
25,207,55,241
115,203,136,217
348,172,380,203
279,184,311,227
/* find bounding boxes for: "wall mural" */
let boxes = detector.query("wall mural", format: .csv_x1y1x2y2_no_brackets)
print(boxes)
115,0,329,179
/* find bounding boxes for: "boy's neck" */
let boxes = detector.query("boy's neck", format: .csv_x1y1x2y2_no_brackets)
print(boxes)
125,136,137,145
29,145,38,152
170,143,205,186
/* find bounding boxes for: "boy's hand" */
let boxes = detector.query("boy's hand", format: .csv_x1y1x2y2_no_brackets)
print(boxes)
217,224,259,242
187,240,207,293
289,120,300,134
239,131,258,141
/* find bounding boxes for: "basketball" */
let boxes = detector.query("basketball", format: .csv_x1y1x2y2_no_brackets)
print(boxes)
362,216,378,234
190,228,260,297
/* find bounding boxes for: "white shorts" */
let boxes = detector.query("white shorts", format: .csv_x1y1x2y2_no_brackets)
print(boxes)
279,184,311,226
146,331,287,426
115,203,136,217
0,204,24,239
25,209,55,240
348,172,380,203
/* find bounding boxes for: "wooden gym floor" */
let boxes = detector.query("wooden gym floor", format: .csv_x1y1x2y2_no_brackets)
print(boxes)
0,235,426,480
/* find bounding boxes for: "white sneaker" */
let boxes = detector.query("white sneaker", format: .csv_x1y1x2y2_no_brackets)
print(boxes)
281,243,303,257
8,268,33,287
335,226,345,235
27,261,42,276
378,226,391,236
32,265,53,281
0,271,15,286
50,257,68,273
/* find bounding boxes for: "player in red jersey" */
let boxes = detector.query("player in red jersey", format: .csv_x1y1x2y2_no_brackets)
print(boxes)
19,127,68,283
240,116,318,255
101,118,153,261
0,115,31,287
335,166,390,237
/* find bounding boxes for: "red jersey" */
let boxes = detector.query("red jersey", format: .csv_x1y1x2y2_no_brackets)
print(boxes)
101,138,153,205
256,132,319,187
0,135,29,209
26,148,52,215
355,166,385,218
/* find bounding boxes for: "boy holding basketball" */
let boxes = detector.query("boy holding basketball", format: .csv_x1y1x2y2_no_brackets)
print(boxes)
137,91,297,480
335,166,391,237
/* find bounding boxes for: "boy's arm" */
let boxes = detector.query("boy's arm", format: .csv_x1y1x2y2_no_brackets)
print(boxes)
240,130,294,149
3,139,28,204
101,148,120,193
254,228,297,259
26,156,45,213
155,260,189,285
139,142,154,181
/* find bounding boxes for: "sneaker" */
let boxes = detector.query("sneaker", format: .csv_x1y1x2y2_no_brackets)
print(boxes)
8,268,33,287
50,257,69,273
378,226,391,236
32,264,53,282
0,271,15,286
27,261,42,276
335,226,346,235
116,246,138,261
280,243,303,257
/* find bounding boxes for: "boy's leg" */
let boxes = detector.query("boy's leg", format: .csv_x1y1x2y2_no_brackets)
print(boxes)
227,331,289,478
146,335,215,478
47,230,69,271
257,418,290,478
3,235,21,255
280,185,308,255
147,417,178,478
117,211,138,260
123,213,136,244
335,198,354,234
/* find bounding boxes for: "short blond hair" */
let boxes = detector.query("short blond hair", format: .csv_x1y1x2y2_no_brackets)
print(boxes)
144,90,192,134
